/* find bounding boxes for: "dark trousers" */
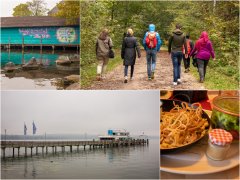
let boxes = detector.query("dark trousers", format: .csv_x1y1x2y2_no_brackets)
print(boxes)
197,59,209,80
171,52,183,82
183,56,190,69
124,65,134,77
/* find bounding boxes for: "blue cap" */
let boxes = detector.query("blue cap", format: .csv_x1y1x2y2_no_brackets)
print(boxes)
149,24,155,32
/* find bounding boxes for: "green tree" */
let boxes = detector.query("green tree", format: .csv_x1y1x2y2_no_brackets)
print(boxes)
53,0,80,25
12,3,32,17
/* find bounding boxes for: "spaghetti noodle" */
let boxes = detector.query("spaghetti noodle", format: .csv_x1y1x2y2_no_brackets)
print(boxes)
160,102,209,149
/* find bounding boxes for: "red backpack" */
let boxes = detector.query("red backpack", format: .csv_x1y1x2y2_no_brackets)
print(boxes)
145,32,157,48
182,39,191,54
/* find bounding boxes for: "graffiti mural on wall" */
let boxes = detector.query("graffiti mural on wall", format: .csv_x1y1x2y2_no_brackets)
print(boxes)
57,27,76,43
19,28,50,38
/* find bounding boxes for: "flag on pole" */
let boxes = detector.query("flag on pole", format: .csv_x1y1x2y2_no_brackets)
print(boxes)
24,123,27,135
33,121,37,135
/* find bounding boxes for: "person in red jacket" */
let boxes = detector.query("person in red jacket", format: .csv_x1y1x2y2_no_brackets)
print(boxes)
190,31,215,83
182,34,194,73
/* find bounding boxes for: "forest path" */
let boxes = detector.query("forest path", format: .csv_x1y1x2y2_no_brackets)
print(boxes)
86,50,206,90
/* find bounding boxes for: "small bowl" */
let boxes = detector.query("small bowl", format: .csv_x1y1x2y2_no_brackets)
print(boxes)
211,96,239,140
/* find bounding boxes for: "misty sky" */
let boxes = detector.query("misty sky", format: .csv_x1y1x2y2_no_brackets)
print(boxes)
0,0,61,17
1,91,160,137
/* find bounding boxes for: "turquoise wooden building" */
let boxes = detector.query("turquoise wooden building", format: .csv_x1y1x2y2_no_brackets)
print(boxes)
0,16,80,49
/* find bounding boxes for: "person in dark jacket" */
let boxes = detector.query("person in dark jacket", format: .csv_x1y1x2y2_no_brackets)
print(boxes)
121,28,141,83
96,28,113,81
168,24,187,86
190,31,215,83
182,34,194,73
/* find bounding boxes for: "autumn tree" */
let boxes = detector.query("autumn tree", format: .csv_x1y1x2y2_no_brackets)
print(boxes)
12,0,48,17
27,0,48,16
12,3,32,16
52,1,80,25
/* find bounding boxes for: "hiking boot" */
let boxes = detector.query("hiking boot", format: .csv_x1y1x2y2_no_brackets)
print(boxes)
96,75,101,81
173,82,178,86
151,72,155,79
187,68,190,72
200,79,204,83
148,77,152,81
184,69,188,73
130,77,134,81
124,76,128,83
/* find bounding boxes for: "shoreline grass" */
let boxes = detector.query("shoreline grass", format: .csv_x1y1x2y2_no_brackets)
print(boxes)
190,61,239,90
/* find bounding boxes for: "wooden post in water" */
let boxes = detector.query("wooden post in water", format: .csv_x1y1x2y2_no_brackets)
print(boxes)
55,146,57,153
52,147,54,153
22,35,24,50
30,147,33,156
46,146,48,154
42,147,44,154
70,146,72,152
2,148,6,158
25,147,27,157
83,145,86,150
36,147,38,155
12,148,15,158
18,147,20,157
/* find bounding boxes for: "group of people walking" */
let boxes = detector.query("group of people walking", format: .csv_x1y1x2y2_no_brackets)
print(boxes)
95,23,215,86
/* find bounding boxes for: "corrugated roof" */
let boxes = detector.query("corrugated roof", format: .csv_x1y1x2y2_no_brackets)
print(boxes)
1,16,79,28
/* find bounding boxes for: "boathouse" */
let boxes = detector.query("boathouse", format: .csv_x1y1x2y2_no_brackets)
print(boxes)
0,16,80,50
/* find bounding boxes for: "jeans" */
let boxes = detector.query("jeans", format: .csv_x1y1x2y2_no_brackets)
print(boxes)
171,52,183,82
197,59,209,80
146,49,157,77
183,56,190,69
124,65,134,77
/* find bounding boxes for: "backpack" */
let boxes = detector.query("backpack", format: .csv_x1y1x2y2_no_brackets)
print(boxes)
182,39,191,54
145,32,157,49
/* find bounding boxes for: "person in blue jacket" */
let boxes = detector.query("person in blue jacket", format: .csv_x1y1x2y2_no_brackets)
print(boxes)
143,24,162,80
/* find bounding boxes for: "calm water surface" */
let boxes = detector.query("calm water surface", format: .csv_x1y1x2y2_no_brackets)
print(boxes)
1,139,159,179
1,49,79,90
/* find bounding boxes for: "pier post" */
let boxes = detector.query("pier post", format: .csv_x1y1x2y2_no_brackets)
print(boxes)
147,139,149,145
18,147,20,157
52,147,54,153
12,148,15,158
46,147,48,154
77,146,79,152
25,147,27,157
2,148,6,158
30,147,33,157
36,147,38,155
84,145,86,150
22,35,24,50
42,147,44,154
62,146,64,152
55,146,57,153
70,146,72,152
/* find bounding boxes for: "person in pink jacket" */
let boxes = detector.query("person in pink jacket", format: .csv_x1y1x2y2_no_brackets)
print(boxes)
190,31,215,83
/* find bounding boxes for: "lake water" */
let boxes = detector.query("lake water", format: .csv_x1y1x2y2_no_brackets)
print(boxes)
1,49,79,90
1,139,159,179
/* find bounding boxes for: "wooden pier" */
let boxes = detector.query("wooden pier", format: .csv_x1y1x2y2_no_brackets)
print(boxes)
1,139,148,158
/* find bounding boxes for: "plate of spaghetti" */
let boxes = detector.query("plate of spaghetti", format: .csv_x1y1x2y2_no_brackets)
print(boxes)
160,99,210,153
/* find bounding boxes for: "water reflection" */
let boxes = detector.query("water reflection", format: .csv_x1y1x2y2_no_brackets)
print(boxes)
1,49,80,90
1,140,158,179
